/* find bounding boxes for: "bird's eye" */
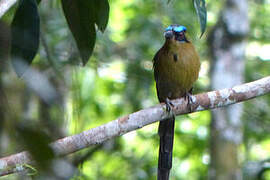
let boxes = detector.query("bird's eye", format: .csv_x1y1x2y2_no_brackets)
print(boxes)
174,31,184,36
174,31,186,41
178,34,184,39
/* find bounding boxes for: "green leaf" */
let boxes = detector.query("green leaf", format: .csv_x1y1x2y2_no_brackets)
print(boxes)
10,0,40,77
61,0,96,65
61,0,110,65
193,0,207,37
95,0,110,32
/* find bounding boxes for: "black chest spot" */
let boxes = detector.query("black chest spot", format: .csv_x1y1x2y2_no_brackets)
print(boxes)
173,54,178,62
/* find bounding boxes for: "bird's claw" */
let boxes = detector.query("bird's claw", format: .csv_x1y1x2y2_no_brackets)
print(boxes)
165,98,175,117
184,92,193,105
184,92,193,112
165,98,174,111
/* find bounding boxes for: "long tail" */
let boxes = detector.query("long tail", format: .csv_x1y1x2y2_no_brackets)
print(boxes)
158,116,175,180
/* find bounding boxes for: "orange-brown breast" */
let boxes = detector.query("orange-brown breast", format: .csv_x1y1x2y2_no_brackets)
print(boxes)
153,41,200,102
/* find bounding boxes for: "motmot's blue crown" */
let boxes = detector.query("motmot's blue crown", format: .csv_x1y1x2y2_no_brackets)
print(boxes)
165,25,186,33
164,24,188,42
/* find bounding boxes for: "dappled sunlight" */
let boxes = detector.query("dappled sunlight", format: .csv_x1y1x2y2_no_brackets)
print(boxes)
246,42,270,61
98,60,126,82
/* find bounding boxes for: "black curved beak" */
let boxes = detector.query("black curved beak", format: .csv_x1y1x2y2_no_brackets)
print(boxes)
164,30,173,39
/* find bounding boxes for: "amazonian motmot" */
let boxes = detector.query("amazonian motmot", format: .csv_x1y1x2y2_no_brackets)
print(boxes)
153,24,200,180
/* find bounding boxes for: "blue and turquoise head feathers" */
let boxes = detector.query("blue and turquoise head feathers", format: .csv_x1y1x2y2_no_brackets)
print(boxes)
165,25,186,32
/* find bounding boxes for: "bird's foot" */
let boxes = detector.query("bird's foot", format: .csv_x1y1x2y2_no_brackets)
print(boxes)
184,92,194,112
165,98,175,117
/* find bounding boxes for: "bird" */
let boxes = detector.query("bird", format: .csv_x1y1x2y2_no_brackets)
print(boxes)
153,24,200,180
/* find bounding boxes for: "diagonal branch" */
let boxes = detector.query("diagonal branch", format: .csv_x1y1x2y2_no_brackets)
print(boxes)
1,76,270,177
0,0,17,18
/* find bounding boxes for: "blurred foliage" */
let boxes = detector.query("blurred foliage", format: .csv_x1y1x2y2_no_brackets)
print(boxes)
0,0,270,179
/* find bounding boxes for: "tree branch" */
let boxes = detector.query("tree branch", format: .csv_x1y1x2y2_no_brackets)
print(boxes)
1,76,270,177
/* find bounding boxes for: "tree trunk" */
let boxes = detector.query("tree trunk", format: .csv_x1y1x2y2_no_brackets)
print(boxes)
208,0,249,179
